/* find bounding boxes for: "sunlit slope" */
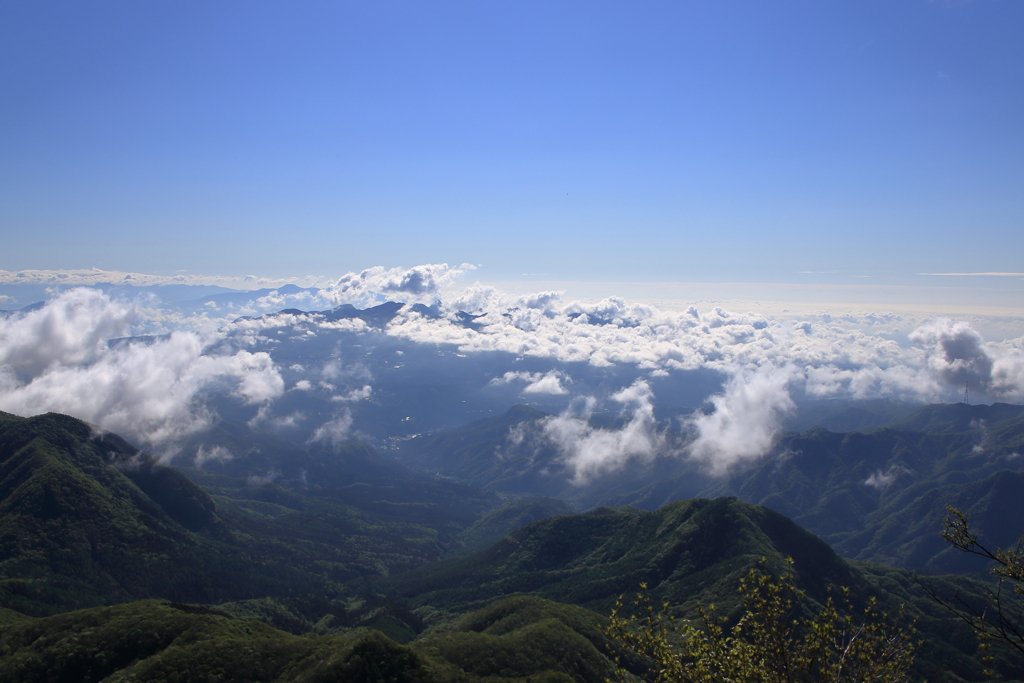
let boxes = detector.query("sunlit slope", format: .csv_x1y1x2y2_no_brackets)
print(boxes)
384,497,1017,680
380,498,867,614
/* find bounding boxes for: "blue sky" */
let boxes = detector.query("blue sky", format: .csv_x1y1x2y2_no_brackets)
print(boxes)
1,1,1022,294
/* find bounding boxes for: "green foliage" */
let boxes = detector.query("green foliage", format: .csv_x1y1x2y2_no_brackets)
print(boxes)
0,411,500,623
607,562,917,683
924,505,1024,674
382,498,862,616
414,596,629,683
0,596,613,683
0,600,436,683
0,605,30,626
397,400,1024,577
381,498,1011,680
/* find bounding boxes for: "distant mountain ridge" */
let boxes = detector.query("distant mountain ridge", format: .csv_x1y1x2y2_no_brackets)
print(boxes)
697,402,1024,573
400,401,1024,575
399,405,715,510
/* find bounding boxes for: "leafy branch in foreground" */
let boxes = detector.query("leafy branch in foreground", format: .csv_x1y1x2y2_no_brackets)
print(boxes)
606,560,917,683
923,506,1024,660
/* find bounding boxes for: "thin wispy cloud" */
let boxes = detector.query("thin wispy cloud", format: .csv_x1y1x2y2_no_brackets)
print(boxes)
920,272,1024,277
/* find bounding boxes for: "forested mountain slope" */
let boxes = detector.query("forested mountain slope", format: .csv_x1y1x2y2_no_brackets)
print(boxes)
374,496,1014,680
0,411,502,619
0,596,641,683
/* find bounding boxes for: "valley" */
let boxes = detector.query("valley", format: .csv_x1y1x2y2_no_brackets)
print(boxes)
3,396,1024,681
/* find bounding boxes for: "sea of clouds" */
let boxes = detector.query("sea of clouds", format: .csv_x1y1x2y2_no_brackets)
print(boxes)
1,263,1022,476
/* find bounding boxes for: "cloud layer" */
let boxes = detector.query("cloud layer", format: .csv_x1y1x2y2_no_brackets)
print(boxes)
3,264,1023,478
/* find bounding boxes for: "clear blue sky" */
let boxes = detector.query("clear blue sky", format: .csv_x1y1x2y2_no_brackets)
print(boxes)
1,1,1022,288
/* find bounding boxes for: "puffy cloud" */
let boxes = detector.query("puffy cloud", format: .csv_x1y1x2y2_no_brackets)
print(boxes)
369,274,1024,404
317,263,474,308
0,288,136,377
991,349,1024,401
489,370,569,395
909,319,1024,400
685,364,799,475
911,319,994,392
248,406,306,430
6,265,1024,471
541,380,666,483
0,289,284,453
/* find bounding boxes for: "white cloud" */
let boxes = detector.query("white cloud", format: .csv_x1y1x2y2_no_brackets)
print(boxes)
0,289,284,453
540,380,666,483
248,405,306,429
6,265,1024,470
331,385,373,402
195,444,233,468
366,274,1024,405
0,288,137,377
685,364,799,475
864,465,911,490
489,370,570,395
309,411,354,445
909,319,1024,401
315,263,475,309
911,319,993,391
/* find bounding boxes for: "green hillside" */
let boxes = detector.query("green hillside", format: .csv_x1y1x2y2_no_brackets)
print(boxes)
0,600,434,683
0,597,639,683
0,410,236,614
5,408,1024,680
0,411,497,621
373,497,1018,681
